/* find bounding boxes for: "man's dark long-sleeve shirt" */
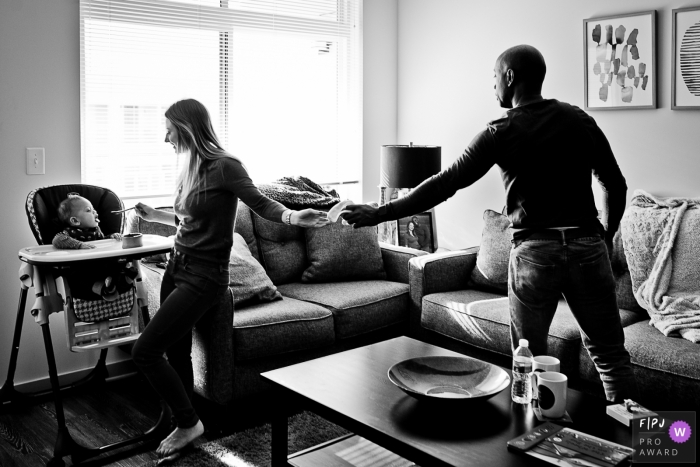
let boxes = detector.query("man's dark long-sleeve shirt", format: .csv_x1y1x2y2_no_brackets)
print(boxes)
381,99,627,241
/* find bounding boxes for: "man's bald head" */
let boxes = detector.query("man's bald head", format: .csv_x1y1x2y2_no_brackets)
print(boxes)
496,45,547,93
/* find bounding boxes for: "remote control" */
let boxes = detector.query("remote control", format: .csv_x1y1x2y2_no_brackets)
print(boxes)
507,422,564,453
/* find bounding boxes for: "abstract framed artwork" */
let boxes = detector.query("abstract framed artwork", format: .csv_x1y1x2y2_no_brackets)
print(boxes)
583,11,656,110
672,6,700,110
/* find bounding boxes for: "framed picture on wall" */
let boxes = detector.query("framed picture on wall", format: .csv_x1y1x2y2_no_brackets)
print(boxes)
672,6,700,110
397,211,437,253
583,10,656,110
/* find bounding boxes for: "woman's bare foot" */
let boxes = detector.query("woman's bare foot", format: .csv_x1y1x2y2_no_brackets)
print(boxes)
157,420,204,459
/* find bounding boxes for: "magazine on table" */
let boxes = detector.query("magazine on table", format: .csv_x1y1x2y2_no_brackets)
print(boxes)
507,422,635,466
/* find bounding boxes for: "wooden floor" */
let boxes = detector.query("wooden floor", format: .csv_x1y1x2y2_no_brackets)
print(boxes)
0,374,282,467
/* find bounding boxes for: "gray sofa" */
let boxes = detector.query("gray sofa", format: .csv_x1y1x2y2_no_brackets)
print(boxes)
407,235,700,411
130,203,426,405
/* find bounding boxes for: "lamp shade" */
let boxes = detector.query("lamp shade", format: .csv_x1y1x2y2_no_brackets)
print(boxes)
380,145,441,188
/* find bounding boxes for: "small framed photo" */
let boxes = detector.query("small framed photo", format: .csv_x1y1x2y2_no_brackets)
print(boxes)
583,10,656,110
672,6,700,110
397,211,437,253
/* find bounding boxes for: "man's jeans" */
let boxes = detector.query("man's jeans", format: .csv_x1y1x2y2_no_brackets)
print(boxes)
508,235,638,402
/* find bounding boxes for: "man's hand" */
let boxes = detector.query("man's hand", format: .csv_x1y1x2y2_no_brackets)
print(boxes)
110,233,123,241
340,204,380,228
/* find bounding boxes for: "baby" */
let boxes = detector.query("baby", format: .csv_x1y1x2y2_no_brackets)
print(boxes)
53,194,134,301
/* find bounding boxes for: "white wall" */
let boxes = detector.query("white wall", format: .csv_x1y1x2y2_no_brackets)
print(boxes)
362,0,398,203
0,0,124,386
397,0,700,250
0,0,399,386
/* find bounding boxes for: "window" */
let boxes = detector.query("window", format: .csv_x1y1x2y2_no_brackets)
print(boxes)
80,0,362,204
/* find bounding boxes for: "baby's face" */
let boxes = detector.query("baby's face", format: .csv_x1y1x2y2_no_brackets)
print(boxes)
71,197,99,228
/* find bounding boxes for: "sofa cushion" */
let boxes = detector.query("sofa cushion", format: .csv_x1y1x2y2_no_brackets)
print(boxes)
302,222,386,283
232,297,334,361
576,320,700,408
469,210,511,294
230,233,282,307
251,212,307,285
277,281,408,339
234,202,260,262
421,292,646,377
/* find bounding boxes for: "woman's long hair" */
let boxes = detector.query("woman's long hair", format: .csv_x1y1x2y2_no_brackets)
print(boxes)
165,99,240,209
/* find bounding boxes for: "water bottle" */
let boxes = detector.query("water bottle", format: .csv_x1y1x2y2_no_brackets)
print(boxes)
511,338,534,404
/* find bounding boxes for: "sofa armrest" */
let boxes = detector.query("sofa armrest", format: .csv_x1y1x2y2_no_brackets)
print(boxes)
379,241,429,283
140,263,235,405
407,246,479,335
192,288,235,405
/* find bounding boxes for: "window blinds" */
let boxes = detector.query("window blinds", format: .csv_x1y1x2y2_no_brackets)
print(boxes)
80,0,362,201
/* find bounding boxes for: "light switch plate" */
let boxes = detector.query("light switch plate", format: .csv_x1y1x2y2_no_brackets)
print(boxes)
26,148,45,175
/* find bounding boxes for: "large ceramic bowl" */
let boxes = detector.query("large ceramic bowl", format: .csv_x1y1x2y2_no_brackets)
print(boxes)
387,356,510,402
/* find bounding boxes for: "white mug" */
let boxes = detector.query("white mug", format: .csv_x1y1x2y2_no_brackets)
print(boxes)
531,356,560,401
537,371,568,418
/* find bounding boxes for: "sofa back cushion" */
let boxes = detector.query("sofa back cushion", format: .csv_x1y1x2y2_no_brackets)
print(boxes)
302,222,386,283
234,202,260,262
469,209,511,294
250,210,307,285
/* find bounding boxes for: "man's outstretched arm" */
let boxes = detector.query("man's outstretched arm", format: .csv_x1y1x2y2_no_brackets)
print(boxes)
342,129,498,227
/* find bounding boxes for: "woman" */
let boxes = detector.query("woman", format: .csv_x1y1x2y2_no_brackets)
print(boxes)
132,99,329,462
403,221,421,250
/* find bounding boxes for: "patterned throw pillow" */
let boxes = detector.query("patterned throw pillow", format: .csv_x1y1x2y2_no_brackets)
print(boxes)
230,232,283,306
302,221,386,283
468,209,512,294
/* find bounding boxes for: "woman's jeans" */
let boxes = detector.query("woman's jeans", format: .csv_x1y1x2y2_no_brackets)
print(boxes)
132,249,229,428
509,235,639,403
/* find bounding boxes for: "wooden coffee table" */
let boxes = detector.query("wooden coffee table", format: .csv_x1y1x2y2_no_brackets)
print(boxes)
262,336,632,467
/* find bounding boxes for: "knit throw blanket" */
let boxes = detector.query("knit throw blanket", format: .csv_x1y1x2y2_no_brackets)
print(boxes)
620,189,700,343
258,176,340,209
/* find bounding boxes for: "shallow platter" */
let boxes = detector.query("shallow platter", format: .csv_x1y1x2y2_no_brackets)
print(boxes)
387,356,510,402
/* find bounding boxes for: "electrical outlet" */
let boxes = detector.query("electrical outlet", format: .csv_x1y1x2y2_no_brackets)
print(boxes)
26,148,45,175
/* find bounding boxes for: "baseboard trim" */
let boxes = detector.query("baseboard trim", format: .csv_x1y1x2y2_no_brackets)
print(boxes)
13,359,138,394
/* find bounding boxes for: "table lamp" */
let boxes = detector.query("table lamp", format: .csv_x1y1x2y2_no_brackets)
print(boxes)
380,143,442,192
377,143,441,246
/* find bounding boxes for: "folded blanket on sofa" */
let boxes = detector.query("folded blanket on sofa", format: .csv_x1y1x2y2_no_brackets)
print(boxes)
620,189,700,343
258,176,340,209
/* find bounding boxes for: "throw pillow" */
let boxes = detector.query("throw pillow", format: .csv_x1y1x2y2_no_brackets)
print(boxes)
468,209,512,294
302,221,386,283
230,232,283,306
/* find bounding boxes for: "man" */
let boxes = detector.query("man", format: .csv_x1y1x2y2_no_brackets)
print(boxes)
342,44,638,402
411,215,431,252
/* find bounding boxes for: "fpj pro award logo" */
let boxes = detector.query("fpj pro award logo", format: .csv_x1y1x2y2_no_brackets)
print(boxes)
632,411,695,463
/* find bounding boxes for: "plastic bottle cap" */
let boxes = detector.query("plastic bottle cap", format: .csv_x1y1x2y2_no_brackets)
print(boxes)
519,339,529,347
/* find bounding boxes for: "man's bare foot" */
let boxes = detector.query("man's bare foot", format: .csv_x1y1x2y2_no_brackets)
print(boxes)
157,420,204,458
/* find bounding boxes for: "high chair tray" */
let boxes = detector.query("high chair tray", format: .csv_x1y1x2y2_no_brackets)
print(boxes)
19,234,173,264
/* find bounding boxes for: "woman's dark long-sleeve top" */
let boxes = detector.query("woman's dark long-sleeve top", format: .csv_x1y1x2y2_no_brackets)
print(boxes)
173,157,287,264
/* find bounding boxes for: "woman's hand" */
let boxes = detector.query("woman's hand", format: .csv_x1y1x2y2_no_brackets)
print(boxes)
110,233,123,241
134,203,156,222
292,209,331,228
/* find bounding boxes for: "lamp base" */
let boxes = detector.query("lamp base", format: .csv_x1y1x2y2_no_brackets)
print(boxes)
377,187,411,245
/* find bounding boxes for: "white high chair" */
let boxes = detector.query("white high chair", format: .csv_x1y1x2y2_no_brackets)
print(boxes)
0,184,173,466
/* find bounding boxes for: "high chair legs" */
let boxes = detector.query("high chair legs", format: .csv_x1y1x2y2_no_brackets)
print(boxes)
41,322,173,466
0,287,109,409
0,287,31,406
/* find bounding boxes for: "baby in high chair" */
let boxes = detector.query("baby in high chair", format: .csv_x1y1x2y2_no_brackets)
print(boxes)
53,194,135,301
